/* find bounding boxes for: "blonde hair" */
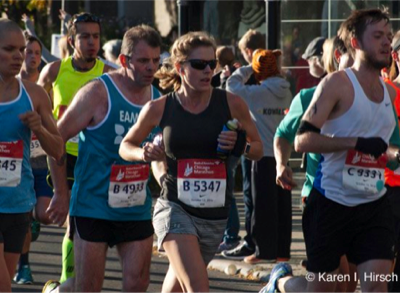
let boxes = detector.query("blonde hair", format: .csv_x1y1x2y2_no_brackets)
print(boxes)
156,31,216,91
389,30,400,81
322,37,336,74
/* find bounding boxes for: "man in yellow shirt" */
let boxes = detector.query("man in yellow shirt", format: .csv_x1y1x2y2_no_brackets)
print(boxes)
37,12,113,284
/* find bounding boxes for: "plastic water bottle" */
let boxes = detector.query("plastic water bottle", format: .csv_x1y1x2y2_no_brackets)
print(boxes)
217,119,238,159
153,133,163,147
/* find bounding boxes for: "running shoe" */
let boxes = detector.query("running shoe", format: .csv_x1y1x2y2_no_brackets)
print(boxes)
216,241,240,254
259,262,293,293
13,265,33,285
221,243,254,260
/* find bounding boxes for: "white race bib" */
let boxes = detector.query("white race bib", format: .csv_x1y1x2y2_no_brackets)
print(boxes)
177,159,226,208
343,150,386,194
108,164,149,208
0,140,23,187
30,133,46,158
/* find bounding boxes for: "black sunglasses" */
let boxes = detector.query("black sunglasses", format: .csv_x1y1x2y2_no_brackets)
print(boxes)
73,13,101,25
183,59,217,70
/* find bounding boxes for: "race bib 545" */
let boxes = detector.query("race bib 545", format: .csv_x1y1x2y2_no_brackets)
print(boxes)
0,140,23,187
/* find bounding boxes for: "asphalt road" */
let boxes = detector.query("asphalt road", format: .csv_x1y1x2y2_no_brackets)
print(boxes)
11,223,264,293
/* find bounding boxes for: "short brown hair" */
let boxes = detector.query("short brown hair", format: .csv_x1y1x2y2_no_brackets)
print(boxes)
339,8,390,57
238,29,265,51
24,33,42,53
0,18,23,40
67,12,101,41
120,25,162,56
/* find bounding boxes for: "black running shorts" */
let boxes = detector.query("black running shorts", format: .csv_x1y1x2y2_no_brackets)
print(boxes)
71,216,154,247
0,213,30,253
303,188,395,274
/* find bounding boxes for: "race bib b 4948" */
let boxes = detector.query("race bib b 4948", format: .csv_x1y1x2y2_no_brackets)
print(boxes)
108,164,149,208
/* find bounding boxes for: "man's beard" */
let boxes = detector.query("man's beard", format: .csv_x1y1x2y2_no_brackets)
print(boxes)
85,57,96,63
364,50,390,70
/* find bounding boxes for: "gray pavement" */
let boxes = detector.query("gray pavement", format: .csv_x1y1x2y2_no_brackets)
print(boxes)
12,172,307,293
12,224,264,292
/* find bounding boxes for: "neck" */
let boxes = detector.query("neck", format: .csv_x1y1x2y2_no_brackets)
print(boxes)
352,60,382,83
0,73,16,87
117,72,151,105
72,55,96,72
20,67,39,82
178,85,211,103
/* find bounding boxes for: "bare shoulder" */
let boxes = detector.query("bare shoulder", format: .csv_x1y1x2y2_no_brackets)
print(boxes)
314,71,352,101
146,94,168,114
225,90,249,117
76,78,107,102
22,80,50,109
320,71,350,90
103,64,116,74
40,60,61,83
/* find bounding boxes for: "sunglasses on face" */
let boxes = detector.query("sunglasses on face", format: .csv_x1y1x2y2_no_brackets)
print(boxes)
73,13,101,25
183,59,217,70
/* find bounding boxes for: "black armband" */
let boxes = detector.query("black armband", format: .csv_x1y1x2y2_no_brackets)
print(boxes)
297,121,321,135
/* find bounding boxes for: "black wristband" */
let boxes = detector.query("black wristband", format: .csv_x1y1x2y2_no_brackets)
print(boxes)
355,137,388,158
231,129,247,157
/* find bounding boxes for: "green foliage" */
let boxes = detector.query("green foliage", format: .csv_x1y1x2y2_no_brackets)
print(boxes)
0,0,47,15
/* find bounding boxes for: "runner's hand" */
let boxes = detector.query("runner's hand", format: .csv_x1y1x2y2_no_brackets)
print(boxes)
276,164,297,190
19,111,43,134
46,192,69,227
142,142,165,162
217,130,237,151
355,137,388,158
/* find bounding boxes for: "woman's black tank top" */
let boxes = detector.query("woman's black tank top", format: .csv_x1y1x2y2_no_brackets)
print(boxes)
159,88,232,220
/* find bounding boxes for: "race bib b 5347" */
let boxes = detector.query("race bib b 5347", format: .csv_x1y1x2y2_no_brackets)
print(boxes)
177,159,226,208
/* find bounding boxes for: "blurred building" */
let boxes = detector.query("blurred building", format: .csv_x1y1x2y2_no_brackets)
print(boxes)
50,0,400,93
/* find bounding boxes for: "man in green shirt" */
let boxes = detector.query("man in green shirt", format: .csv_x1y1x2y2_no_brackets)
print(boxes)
274,38,353,199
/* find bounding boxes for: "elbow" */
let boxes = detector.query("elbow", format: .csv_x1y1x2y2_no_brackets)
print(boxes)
118,143,127,161
119,139,131,161
251,144,263,161
294,135,306,153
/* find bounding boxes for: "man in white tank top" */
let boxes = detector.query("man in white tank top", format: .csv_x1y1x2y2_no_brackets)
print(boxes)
291,8,400,293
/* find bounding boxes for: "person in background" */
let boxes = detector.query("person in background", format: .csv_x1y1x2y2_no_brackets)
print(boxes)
102,39,122,68
220,29,266,259
225,48,292,264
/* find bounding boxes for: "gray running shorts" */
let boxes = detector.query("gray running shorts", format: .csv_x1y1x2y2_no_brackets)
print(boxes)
153,198,227,265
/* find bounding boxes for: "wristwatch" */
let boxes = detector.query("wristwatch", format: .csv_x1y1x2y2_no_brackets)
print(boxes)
244,143,251,155
396,150,400,164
